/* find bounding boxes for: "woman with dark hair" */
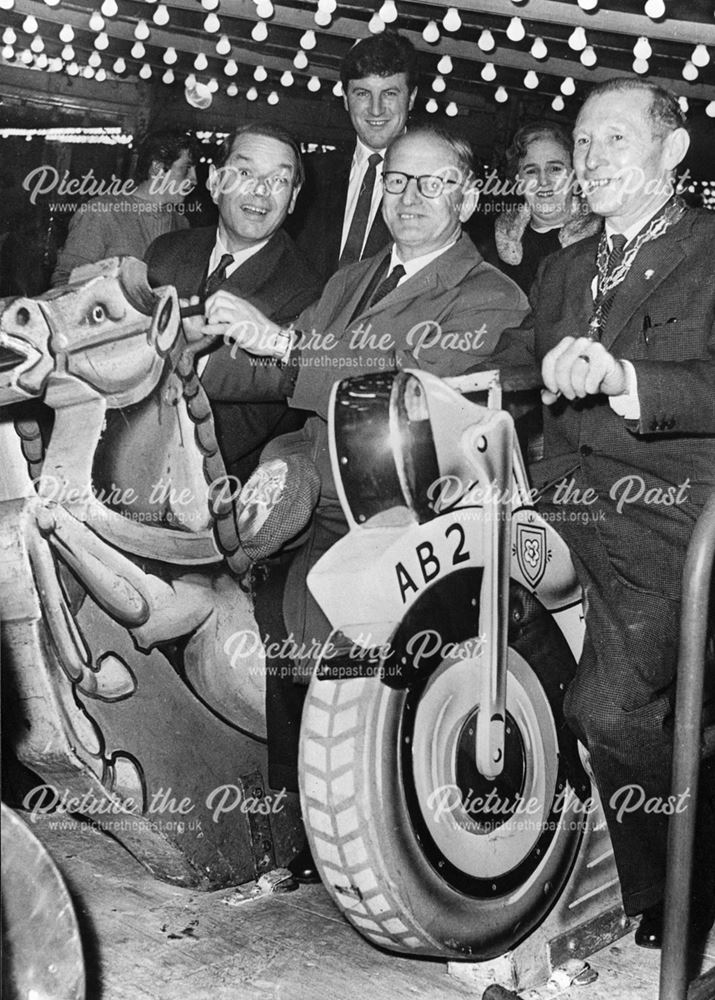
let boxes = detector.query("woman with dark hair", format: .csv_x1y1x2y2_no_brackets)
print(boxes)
487,120,600,294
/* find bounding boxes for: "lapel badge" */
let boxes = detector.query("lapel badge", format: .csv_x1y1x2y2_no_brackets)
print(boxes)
644,268,655,280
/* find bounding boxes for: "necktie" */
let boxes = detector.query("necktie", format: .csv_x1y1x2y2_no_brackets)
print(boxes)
369,264,406,307
339,153,383,267
203,252,234,299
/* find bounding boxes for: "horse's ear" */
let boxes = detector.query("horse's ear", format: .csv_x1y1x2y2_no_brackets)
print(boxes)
148,285,181,355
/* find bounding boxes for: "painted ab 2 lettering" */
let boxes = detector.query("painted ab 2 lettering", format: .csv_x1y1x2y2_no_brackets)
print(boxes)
395,522,471,603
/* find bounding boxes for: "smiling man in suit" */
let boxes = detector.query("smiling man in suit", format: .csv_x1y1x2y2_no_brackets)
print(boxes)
480,78,715,951
197,124,528,880
145,123,321,482
286,31,418,285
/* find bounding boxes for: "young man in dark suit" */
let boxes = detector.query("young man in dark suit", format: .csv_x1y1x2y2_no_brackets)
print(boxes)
483,78,715,951
145,124,322,482
286,31,417,285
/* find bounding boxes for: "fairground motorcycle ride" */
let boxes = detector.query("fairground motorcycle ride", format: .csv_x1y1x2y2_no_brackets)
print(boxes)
0,259,626,994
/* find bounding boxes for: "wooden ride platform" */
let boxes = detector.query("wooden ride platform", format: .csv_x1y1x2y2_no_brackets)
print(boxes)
20,811,715,1000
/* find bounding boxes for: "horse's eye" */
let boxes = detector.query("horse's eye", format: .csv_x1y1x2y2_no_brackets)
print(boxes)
90,304,106,323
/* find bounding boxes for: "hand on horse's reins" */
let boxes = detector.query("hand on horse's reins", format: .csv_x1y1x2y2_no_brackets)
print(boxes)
541,336,627,404
202,289,291,360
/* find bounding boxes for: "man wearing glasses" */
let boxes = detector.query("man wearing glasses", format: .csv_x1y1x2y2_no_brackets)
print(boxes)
193,124,528,882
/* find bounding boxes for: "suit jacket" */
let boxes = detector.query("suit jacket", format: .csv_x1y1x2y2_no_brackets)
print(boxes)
274,232,529,675
484,206,715,601
285,149,390,286
145,226,322,477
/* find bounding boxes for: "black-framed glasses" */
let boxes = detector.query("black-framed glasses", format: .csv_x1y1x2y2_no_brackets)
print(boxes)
382,171,460,199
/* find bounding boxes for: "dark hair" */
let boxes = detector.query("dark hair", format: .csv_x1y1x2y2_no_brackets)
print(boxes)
135,130,195,182
387,125,475,181
340,31,418,93
214,122,304,188
581,78,687,138
506,121,572,179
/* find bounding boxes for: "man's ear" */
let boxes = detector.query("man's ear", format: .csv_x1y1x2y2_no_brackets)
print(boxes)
207,163,220,206
458,179,480,224
662,126,690,170
287,183,302,216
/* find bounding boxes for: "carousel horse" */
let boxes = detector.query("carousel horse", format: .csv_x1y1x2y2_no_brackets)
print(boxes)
0,257,316,886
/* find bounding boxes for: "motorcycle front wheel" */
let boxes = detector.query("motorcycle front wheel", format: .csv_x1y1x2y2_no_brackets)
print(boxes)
299,571,588,959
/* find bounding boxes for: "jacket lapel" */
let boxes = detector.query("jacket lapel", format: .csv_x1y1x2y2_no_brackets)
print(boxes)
601,214,691,351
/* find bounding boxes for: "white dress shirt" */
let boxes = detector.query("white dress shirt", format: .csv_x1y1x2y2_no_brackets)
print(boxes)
340,139,386,259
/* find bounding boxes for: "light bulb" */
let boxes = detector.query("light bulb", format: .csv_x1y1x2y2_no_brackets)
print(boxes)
256,0,273,17
246,86,258,101
318,0,337,11
185,73,196,88
293,50,308,69
705,101,715,117
478,29,495,52
59,24,73,43
633,36,652,60
682,61,698,81
83,65,95,78
251,21,268,41
678,96,688,113
227,82,238,96
481,62,496,82
113,56,126,73
194,52,208,71
162,68,174,84
432,75,446,93
644,0,665,17
332,80,343,97
633,57,649,74
61,44,74,60
307,75,321,91
552,95,565,111
379,1,397,23
531,37,548,60
139,64,152,79
154,5,170,26
445,102,458,117
506,17,525,42
368,13,385,33
224,59,238,76
207,77,219,93
134,20,150,40
495,86,508,103
95,31,109,50
201,0,219,9
88,50,101,66
22,14,38,32
216,34,231,55
2,44,14,58
89,12,104,31
315,10,331,26
437,55,453,75
2,27,15,44
131,42,145,59
30,35,44,52
281,70,294,86
561,76,576,95
100,0,117,15
580,45,597,66
35,53,48,67
423,20,440,43
301,29,316,49
568,26,587,51
67,62,79,76
443,7,461,32
164,47,177,64
524,70,539,89
43,0,60,6
426,98,438,113
578,0,598,9
267,90,279,105
253,64,267,81
692,44,710,68
204,13,220,33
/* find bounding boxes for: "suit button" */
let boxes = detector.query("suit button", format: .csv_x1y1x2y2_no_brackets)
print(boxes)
580,444,592,457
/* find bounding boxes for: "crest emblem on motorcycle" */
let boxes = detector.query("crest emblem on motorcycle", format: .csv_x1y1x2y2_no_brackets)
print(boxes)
515,521,547,590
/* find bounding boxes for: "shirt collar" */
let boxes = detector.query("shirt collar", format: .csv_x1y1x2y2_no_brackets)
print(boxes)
389,234,460,280
605,193,672,248
210,231,270,274
353,138,387,167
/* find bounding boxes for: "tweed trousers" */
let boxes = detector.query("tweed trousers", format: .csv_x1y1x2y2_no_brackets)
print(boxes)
550,507,715,916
